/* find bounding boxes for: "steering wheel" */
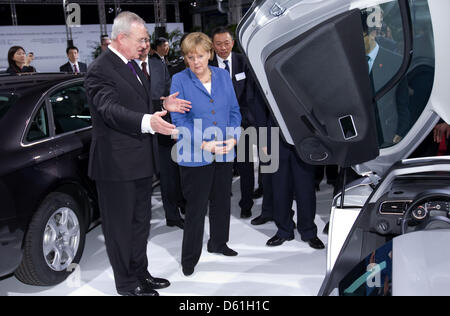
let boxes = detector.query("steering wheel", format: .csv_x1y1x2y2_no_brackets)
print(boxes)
401,190,450,235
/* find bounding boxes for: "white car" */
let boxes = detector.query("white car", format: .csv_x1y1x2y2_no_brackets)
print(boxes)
238,0,450,296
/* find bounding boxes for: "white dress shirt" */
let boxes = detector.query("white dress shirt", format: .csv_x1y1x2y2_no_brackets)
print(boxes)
108,45,154,134
134,57,150,75
367,43,380,73
69,61,80,73
216,54,233,78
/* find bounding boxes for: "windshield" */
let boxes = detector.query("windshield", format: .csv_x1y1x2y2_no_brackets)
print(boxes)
0,93,19,121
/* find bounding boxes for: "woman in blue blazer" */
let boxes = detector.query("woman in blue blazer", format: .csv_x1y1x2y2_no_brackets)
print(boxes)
170,32,242,276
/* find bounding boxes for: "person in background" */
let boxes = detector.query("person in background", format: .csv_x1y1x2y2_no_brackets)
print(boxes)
210,26,257,219
101,35,111,53
434,122,450,156
60,46,87,73
134,32,186,230
6,46,35,74
154,37,170,64
170,32,242,277
266,128,325,250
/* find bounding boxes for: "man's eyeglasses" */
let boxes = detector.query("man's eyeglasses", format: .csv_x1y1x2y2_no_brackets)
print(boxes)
126,34,150,44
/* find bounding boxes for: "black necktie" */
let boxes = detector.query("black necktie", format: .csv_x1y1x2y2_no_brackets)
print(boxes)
223,60,230,74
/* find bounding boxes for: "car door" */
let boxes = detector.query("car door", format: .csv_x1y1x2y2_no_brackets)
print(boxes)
45,79,95,203
237,0,450,176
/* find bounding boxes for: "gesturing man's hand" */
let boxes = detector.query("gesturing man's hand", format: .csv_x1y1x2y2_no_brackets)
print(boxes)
150,111,179,135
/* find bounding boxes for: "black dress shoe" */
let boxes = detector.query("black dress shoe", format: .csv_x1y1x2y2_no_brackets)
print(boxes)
207,243,238,256
252,187,263,199
178,205,186,215
167,218,184,229
251,215,273,226
139,275,170,290
118,286,159,296
240,209,252,219
182,266,194,276
307,237,325,250
266,235,294,247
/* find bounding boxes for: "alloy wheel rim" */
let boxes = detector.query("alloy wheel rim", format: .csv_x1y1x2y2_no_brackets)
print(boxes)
42,207,80,272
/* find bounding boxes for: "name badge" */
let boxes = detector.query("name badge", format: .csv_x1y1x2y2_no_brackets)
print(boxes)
235,72,246,81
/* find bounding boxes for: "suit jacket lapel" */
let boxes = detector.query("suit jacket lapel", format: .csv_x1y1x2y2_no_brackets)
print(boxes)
106,50,149,103
188,68,212,98
131,60,151,100
231,52,239,85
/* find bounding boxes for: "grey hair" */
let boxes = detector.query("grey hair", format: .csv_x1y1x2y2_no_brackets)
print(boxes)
111,11,146,40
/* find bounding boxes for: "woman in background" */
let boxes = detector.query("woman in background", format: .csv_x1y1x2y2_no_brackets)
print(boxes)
7,46,36,74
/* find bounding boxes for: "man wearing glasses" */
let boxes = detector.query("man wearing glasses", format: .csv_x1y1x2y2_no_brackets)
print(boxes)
85,12,191,296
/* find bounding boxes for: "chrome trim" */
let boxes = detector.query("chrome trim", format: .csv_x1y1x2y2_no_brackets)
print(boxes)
21,126,92,148
378,200,412,215
338,115,358,141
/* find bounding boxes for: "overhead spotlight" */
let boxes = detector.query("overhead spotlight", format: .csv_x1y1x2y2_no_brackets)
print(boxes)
108,7,114,14
190,1,197,7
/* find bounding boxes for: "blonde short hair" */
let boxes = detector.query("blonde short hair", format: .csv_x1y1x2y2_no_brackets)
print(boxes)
181,32,214,61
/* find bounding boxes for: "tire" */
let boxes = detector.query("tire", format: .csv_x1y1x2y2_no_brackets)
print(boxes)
15,192,86,286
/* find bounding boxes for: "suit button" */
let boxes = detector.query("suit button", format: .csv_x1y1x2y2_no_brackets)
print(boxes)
213,122,217,125
212,110,216,114
210,99,214,103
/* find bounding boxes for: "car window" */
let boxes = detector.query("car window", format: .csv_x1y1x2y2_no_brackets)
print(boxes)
361,0,435,148
48,83,91,135
26,103,50,142
0,93,19,121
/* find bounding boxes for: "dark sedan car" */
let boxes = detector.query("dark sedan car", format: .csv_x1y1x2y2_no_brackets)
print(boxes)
0,73,98,286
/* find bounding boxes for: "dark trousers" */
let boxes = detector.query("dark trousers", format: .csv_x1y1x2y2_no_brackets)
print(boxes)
180,162,233,269
272,143,317,241
260,171,274,219
237,133,255,211
315,165,338,186
158,144,184,221
96,177,153,292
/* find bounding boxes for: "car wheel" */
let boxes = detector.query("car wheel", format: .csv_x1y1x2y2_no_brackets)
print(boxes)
15,192,86,286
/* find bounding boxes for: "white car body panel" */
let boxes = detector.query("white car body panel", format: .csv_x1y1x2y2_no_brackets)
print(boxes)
393,229,450,296
327,206,362,272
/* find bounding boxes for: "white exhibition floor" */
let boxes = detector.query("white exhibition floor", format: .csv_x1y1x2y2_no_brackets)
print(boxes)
0,177,334,296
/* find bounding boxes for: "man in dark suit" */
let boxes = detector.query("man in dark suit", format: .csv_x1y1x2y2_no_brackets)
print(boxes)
59,46,87,73
266,125,325,250
134,36,185,230
362,15,410,146
210,26,257,219
154,37,170,65
84,12,191,296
